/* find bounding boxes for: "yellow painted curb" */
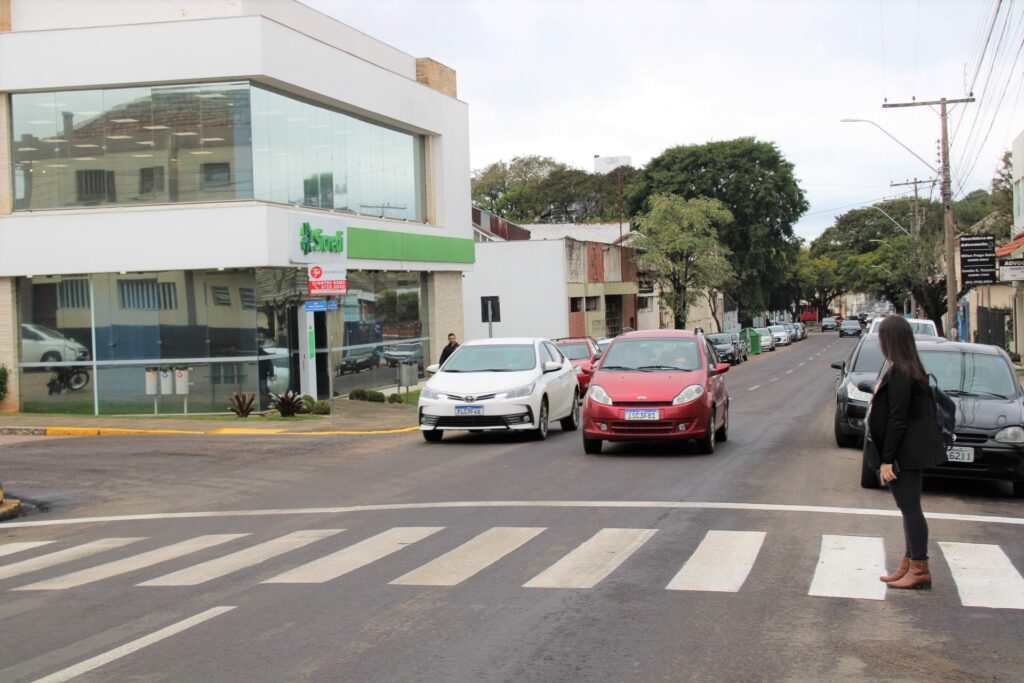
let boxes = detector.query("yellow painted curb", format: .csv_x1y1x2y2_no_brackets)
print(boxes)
45,427,100,436
207,428,287,435
289,426,420,436
37,425,419,437
0,498,22,522
98,428,205,436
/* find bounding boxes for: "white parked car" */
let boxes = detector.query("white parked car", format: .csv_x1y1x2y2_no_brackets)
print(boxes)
418,337,579,442
768,324,790,346
868,316,938,336
21,324,90,363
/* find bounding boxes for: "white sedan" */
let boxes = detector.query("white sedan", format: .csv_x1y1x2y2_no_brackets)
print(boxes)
418,337,580,442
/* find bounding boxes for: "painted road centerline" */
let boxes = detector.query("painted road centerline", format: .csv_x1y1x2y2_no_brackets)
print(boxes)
747,385,761,391
391,527,545,587
31,606,235,683
14,535,246,591
939,541,1024,609
139,530,343,587
524,528,656,589
0,542,53,559
263,527,443,584
667,530,766,592
770,378,779,382
808,535,886,601
0,538,144,582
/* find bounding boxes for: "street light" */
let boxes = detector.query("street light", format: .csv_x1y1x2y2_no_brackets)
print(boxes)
871,264,894,276
840,119,939,175
867,205,912,236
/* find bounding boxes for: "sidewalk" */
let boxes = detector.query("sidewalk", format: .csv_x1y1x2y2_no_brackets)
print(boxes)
0,398,419,437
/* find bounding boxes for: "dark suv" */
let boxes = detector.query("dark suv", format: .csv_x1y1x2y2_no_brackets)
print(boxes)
831,334,885,448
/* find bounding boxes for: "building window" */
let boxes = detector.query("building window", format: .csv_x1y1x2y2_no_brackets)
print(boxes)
201,162,231,189
211,363,245,386
75,170,116,204
57,279,90,309
585,296,600,311
570,297,583,313
239,287,257,310
210,286,231,307
638,296,651,311
139,167,165,194
117,279,177,310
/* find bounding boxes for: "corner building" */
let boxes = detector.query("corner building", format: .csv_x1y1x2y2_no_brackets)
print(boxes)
0,0,471,414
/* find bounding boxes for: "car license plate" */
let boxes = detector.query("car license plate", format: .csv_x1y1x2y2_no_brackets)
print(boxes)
625,409,660,421
455,405,484,416
946,445,975,463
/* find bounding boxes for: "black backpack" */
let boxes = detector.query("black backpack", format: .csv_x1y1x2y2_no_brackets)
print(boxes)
928,374,957,449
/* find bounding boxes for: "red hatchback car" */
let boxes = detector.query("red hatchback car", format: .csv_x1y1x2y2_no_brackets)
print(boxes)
555,337,601,393
581,330,730,454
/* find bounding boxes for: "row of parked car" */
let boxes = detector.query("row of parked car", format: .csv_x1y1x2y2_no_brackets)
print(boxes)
831,319,1023,497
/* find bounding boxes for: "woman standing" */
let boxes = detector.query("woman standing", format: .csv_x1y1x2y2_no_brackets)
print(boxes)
867,315,947,590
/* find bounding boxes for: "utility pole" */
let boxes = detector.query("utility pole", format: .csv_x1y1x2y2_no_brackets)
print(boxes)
883,97,974,340
889,176,938,317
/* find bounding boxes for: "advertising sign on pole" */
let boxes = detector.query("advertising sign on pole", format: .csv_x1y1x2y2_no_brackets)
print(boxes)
1000,257,1024,281
959,234,997,287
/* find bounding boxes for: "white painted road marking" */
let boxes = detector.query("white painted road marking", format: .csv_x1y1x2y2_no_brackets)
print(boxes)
667,530,766,592
392,527,545,586
798,362,805,367
786,370,793,375
0,541,53,559
264,527,443,584
139,529,343,587
0,538,143,582
524,528,656,589
747,385,761,391
31,606,235,683
770,377,779,383
939,541,1024,609
808,535,886,601
14,535,246,591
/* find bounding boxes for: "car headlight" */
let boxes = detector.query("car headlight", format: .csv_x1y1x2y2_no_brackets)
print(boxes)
496,383,535,400
994,426,1024,443
672,384,705,405
420,386,447,400
846,380,873,403
588,384,613,405
574,365,583,375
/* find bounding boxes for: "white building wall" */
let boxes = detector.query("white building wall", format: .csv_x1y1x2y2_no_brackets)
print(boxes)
462,241,568,342
1013,130,1024,236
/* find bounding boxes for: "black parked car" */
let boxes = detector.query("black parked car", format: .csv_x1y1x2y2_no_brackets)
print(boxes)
707,332,747,364
856,339,1024,497
832,334,884,448
821,316,838,331
838,319,862,337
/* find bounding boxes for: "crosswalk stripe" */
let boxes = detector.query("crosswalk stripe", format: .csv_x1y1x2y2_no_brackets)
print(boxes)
667,530,766,592
0,541,54,559
808,535,887,600
0,538,143,582
524,528,656,589
138,530,344,587
391,527,545,587
939,541,1024,609
13,535,247,591
263,527,444,584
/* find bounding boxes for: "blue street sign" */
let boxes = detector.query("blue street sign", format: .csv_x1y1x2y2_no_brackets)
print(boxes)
327,299,339,311
304,300,328,312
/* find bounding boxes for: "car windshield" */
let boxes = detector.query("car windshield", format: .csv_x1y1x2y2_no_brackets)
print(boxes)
784,324,794,329
841,321,860,328
599,338,700,371
755,328,770,335
920,350,1018,398
823,318,835,324
707,334,731,344
26,324,65,340
852,339,885,373
442,344,537,372
557,342,591,360
769,325,785,333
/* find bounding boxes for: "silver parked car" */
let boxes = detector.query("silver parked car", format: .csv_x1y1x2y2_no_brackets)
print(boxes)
755,327,776,352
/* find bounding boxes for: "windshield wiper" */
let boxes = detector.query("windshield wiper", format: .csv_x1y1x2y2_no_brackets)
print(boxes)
952,389,1010,399
599,365,636,371
636,365,690,371
944,389,978,397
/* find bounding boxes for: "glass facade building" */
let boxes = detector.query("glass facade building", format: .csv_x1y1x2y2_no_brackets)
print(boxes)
11,82,426,221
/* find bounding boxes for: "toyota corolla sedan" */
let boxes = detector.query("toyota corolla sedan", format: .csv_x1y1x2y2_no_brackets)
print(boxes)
419,338,579,442
581,330,730,455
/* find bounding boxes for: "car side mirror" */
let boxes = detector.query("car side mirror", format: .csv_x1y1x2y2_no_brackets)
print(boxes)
426,363,440,374
581,362,594,375
713,362,731,375
857,380,875,395
543,361,562,373
830,360,845,371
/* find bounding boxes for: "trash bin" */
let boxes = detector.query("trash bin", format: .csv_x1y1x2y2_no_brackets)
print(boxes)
740,327,761,355
398,362,418,390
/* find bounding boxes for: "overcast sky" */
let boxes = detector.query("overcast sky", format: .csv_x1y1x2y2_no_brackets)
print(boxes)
303,0,1023,242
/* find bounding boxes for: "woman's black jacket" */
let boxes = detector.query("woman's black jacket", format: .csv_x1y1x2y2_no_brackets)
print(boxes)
866,366,947,470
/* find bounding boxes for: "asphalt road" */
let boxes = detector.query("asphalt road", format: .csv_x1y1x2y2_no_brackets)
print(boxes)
0,331,1021,682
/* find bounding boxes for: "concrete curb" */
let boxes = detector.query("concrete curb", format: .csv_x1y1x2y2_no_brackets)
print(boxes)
0,498,22,522
0,425,419,437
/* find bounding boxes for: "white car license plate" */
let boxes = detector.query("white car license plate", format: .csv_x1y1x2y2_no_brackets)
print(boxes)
455,405,484,416
946,446,975,463
625,409,660,421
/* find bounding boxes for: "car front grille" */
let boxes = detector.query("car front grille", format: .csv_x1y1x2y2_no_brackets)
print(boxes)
445,392,499,402
952,431,988,445
609,420,676,435
420,409,533,429
614,402,674,407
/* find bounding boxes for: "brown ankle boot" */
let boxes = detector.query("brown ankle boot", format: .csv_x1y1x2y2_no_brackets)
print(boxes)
887,560,931,590
880,556,911,583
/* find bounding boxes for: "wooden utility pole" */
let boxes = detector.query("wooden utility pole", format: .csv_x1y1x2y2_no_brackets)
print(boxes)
889,177,938,317
883,97,974,339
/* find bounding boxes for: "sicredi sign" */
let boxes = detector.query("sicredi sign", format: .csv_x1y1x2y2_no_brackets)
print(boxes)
289,213,347,265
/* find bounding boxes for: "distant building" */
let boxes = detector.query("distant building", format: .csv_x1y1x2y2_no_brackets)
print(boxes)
593,155,632,175
471,207,531,242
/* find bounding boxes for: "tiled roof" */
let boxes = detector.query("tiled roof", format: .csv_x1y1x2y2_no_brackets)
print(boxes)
996,231,1024,257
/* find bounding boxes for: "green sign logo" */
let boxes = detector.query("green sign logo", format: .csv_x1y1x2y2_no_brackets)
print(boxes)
299,222,344,256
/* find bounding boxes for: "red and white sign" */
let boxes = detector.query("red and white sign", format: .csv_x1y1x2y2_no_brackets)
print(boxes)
307,264,347,295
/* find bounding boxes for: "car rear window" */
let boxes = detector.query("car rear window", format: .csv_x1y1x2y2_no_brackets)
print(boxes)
557,342,591,360
852,339,885,373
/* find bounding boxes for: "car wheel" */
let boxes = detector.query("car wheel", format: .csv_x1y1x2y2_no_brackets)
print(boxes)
697,410,716,454
860,456,881,489
67,370,90,392
41,351,61,369
423,430,443,443
532,398,549,441
560,391,580,431
583,437,602,454
834,404,855,448
716,402,729,442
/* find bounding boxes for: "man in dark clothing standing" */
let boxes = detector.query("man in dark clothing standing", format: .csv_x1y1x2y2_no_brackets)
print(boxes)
439,333,459,365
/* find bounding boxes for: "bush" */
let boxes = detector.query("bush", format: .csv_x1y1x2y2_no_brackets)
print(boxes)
0,364,7,402
365,390,386,403
300,394,316,412
269,390,309,417
349,388,368,400
387,393,404,404
228,393,256,417
312,400,331,415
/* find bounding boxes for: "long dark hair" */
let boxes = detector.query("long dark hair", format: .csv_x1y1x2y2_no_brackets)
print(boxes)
878,315,928,386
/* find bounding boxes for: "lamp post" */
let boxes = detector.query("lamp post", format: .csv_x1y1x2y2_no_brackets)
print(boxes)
871,264,909,314
840,119,939,175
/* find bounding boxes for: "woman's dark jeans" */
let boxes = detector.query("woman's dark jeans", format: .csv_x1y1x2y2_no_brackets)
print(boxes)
888,468,928,560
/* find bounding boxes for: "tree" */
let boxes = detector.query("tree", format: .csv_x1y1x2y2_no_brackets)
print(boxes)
471,155,569,221
627,138,808,317
631,194,735,329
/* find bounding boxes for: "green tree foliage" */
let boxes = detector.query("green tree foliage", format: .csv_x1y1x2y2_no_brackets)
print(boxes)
631,195,735,329
471,155,568,221
627,138,808,316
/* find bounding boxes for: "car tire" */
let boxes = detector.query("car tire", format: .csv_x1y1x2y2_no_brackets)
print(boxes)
860,456,881,489
423,430,443,443
532,398,549,441
560,391,580,431
834,405,856,448
716,402,729,442
698,410,716,454
583,437,602,454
